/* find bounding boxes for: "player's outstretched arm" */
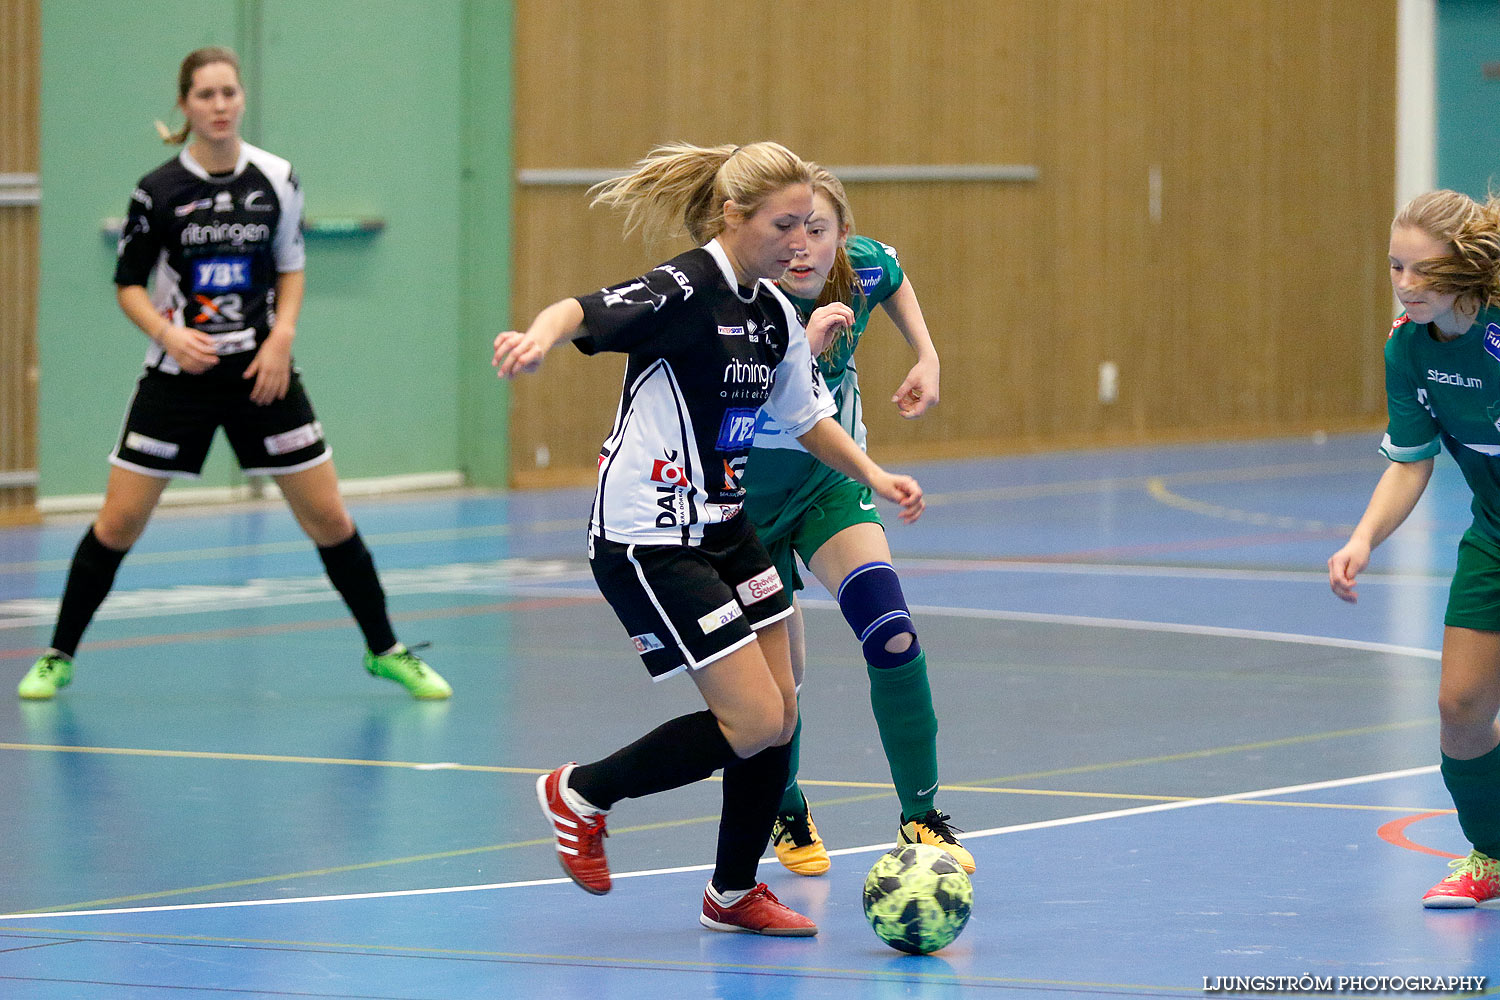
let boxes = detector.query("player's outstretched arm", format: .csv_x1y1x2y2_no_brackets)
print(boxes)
795,417,924,524
1328,457,1433,603
880,277,940,418
493,298,586,379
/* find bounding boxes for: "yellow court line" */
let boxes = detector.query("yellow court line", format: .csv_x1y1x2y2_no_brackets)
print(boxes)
0,924,1225,996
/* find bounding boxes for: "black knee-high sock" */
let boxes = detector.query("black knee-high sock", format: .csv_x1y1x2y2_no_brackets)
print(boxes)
571,710,736,811
50,527,129,659
712,741,793,892
317,530,397,654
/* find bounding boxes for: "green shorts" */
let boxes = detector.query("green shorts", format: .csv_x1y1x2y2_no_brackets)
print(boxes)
1445,528,1500,631
756,477,884,593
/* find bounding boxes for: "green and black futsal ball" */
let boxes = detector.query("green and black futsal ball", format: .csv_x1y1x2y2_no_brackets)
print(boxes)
862,843,973,954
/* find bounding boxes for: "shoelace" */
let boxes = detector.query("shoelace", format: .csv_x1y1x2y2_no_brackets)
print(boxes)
1447,852,1499,881
773,812,814,848
394,642,433,672
914,810,964,844
576,812,608,851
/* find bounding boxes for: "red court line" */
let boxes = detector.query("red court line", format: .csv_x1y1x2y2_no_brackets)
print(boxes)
1376,810,1462,859
0,594,601,661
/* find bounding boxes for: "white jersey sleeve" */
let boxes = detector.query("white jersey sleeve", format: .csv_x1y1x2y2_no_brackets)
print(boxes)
757,282,835,439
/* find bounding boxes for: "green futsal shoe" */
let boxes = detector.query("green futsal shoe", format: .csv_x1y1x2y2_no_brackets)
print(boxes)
364,643,452,700
18,653,73,700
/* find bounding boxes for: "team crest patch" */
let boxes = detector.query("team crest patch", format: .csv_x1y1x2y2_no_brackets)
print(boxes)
631,633,664,654
1484,324,1500,363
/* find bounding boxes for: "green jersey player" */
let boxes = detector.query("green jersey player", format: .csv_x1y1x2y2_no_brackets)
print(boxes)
744,165,973,875
1330,188,1500,907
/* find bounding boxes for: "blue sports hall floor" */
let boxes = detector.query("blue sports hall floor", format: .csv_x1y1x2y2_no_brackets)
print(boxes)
1,431,1497,998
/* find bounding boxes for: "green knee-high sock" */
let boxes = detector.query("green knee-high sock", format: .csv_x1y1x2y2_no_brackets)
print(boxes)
1441,742,1500,858
777,708,805,814
869,650,940,820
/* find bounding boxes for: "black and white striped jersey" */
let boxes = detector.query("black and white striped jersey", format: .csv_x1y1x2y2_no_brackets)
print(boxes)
114,142,305,378
575,239,836,546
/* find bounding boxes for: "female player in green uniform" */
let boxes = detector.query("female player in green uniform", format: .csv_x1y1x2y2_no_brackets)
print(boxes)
1329,188,1500,906
744,166,972,874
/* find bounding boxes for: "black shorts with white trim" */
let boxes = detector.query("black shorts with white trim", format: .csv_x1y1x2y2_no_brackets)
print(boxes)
589,514,793,679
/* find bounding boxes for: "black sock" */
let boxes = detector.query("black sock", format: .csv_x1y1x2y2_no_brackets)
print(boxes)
571,710,735,812
50,527,129,659
712,741,793,893
317,530,397,654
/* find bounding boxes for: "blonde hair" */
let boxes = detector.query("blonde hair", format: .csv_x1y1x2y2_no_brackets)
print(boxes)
804,164,865,362
588,141,812,244
1393,189,1500,311
154,46,241,145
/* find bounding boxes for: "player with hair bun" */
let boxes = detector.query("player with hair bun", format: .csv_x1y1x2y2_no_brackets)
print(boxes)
17,46,450,702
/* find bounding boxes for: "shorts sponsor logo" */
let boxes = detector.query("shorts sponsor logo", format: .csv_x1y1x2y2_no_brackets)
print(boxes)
1485,324,1500,363
124,431,179,459
697,599,743,635
193,256,251,292
854,266,883,295
263,421,324,456
716,408,759,450
631,632,664,654
735,566,783,605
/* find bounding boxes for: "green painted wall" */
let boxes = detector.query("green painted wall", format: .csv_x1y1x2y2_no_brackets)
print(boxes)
37,0,510,498
1436,0,1500,199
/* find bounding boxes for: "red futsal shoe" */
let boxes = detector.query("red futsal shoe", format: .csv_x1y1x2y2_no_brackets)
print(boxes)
699,883,818,936
536,763,611,895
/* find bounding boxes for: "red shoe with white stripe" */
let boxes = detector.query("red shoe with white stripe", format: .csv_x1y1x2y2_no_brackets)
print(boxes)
536,763,611,895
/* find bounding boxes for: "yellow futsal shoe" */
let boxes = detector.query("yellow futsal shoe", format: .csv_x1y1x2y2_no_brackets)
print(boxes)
18,653,73,700
899,809,976,874
771,803,831,876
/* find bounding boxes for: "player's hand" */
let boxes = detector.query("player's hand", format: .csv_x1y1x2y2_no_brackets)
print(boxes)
244,329,293,405
160,324,219,374
893,357,940,418
1327,540,1371,604
872,472,925,524
805,302,855,356
492,330,549,379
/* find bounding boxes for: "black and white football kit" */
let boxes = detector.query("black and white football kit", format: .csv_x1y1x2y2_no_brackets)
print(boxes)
575,239,836,678
110,142,328,478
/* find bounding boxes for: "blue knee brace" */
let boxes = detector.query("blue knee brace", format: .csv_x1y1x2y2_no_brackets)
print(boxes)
836,561,921,668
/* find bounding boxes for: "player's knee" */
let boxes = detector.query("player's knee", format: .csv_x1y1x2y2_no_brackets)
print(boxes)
1438,688,1495,731
837,561,922,669
719,693,785,758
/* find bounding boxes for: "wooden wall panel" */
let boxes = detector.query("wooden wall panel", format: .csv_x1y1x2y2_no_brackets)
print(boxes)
0,0,40,523
509,0,1395,486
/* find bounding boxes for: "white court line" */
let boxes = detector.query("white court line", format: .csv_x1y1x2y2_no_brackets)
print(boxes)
0,764,1439,921
802,598,1442,661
